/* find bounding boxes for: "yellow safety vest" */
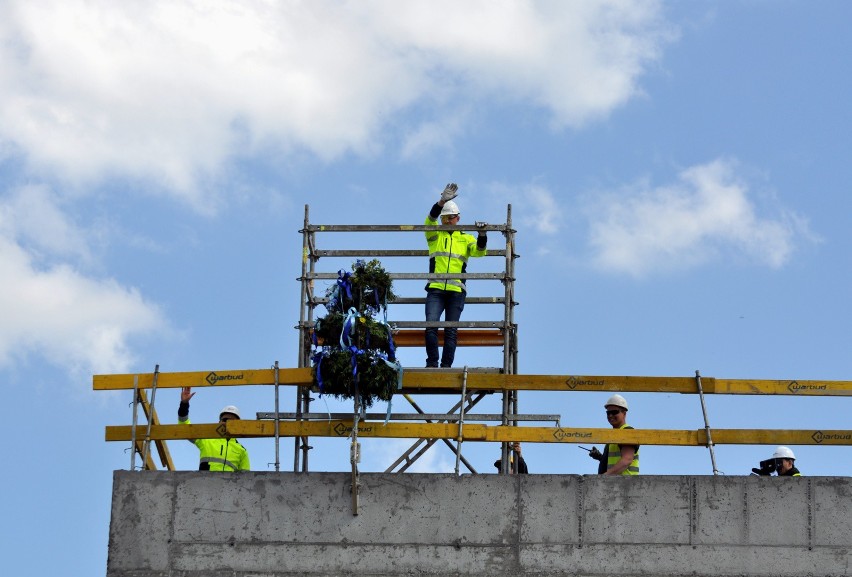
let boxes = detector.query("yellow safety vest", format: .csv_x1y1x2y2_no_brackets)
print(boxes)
606,424,640,475
179,417,250,471
424,214,486,293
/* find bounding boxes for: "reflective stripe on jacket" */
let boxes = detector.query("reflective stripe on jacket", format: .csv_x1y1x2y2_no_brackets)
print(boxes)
606,424,640,475
179,417,250,471
425,212,486,293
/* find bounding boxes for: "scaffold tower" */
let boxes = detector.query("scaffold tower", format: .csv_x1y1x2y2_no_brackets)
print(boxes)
294,204,532,476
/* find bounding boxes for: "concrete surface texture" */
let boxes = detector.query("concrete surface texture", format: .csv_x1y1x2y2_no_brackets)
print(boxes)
108,471,851,576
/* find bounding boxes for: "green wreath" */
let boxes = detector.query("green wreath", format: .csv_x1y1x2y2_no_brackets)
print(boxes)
311,259,401,408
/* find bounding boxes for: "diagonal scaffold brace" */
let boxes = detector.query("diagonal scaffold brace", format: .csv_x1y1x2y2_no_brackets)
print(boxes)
695,369,721,475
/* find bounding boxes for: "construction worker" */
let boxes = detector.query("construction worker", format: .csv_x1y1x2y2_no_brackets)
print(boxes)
752,446,802,476
178,386,250,471
588,394,640,475
493,441,529,474
424,183,487,368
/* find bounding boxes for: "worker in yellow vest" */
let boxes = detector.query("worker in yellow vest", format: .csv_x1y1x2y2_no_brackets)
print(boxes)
588,394,639,475
178,386,250,471
424,183,487,368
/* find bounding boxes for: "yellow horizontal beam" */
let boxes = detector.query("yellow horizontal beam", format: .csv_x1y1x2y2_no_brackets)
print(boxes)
105,421,852,446
405,373,701,393
106,422,484,442
93,368,313,390
712,379,852,396
93,368,852,396
710,429,852,445
408,374,852,396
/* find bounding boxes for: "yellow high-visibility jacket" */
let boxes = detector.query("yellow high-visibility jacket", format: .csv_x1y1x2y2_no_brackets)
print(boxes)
179,416,250,471
425,209,486,293
606,424,640,475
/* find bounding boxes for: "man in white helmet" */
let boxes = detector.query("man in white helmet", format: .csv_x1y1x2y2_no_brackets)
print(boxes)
752,446,801,476
423,183,487,368
177,386,250,471
587,394,639,475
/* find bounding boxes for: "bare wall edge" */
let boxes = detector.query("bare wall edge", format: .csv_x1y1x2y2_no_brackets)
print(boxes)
108,471,852,577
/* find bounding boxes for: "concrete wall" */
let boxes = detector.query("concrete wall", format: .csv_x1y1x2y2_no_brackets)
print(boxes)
108,471,851,577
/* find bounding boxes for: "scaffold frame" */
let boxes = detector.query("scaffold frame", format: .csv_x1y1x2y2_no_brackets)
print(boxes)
296,204,522,474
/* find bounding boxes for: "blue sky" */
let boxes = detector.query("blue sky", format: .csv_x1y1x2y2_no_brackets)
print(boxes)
2,1,851,575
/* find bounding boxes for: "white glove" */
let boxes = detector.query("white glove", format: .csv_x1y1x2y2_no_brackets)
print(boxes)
440,183,458,202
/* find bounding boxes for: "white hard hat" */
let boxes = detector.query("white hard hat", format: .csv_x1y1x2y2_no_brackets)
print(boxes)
220,405,241,420
604,394,628,411
772,446,795,460
440,200,460,216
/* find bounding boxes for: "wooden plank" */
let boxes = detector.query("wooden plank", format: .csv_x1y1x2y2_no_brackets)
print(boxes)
93,368,852,396
105,422,852,446
401,373,703,393
106,422,487,442
405,374,852,396
132,440,159,470
710,429,852,445
94,367,313,390
713,379,852,396
137,389,174,471
392,329,505,347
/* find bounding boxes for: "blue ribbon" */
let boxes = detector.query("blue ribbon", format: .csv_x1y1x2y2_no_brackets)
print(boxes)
325,284,339,312
310,349,327,395
341,307,360,349
337,270,352,304
326,269,353,312
377,353,403,424
347,345,365,376
373,299,397,361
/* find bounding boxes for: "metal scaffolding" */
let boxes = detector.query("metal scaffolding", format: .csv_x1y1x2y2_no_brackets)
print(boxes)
92,203,852,491
294,204,527,474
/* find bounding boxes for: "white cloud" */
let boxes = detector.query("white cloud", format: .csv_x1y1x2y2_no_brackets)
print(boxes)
0,189,167,374
400,113,468,160
486,181,564,237
364,438,457,473
0,0,672,207
586,159,812,277
520,184,564,235
0,185,91,262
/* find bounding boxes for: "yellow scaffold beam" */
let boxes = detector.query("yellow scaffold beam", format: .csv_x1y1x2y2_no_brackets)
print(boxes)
104,421,852,446
93,368,313,390
94,368,852,396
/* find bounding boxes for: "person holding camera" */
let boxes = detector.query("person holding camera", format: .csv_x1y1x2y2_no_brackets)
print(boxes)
752,446,802,476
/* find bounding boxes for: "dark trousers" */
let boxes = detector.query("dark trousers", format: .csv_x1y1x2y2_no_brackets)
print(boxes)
425,288,466,368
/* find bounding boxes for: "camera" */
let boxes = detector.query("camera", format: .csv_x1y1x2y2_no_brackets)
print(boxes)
752,458,782,475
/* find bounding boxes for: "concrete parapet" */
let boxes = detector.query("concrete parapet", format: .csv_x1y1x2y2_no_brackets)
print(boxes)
108,471,851,576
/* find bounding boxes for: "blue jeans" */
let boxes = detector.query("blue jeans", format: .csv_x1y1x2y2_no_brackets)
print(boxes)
425,288,466,368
